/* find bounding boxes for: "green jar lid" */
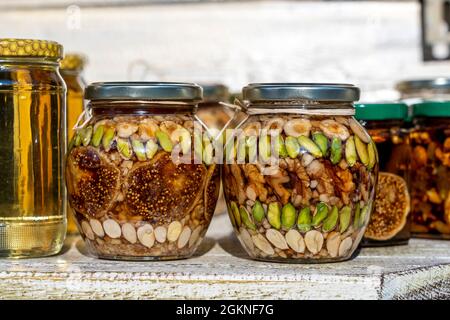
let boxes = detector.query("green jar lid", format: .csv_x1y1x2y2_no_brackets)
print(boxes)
354,102,408,120
413,101,450,117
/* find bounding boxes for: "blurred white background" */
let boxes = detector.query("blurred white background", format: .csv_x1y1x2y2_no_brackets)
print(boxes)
1,0,449,100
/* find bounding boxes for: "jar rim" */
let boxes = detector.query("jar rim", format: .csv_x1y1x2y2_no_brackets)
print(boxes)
242,83,360,103
396,78,450,92
85,82,203,102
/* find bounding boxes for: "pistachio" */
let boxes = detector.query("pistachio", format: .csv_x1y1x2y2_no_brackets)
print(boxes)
230,201,242,227
90,219,104,237
285,136,300,158
355,135,369,166
81,220,95,240
312,132,329,156
252,200,265,223
131,139,147,161
156,130,173,152
298,135,322,158
252,234,275,255
145,139,159,159
117,138,132,159
345,136,357,167
353,203,361,230
203,136,214,165
349,118,370,143
236,138,247,163
267,202,282,230
338,237,353,257
274,135,288,158
330,137,342,164
74,133,82,147
326,231,341,258
177,226,191,249
137,224,155,248
265,229,289,250
228,205,236,227
359,204,370,228
297,206,312,233
117,122,138,138
239,227,255,251
246,136,258,163
367,141,377,170
339,206,352,233
103,219,121,239
281,203,296,229
304,230,324,255
167,221,182,242
240,205,256,230
285,229,305,253
102,127,115,151
68,135,76,151
283,118,311,137
322,205,339,232
312,202,329,227
81,126,93,146
122,223,137,244
91,125,105,147
259,135,271,162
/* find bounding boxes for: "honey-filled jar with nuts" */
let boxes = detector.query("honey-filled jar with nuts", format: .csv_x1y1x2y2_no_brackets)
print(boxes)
222,83,378,263
65,82,220,260
410,101,450,238
355,103,411,246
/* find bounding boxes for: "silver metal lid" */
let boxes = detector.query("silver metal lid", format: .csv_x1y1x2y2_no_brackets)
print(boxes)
200,83,229,102
85,82,203,102
396,78,450,92
242,83,360,102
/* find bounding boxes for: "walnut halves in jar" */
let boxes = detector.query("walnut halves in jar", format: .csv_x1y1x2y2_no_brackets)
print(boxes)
65,82,220,260
222,83,378,263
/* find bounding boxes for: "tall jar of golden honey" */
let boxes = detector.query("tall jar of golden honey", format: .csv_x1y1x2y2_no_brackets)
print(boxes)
0,39,66,257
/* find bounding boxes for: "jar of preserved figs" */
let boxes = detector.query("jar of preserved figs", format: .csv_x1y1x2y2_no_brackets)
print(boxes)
222,83,378,263
410,101,450,238
60,53,87,234
0,38,66,258
65,82,220,260
355,103,411,246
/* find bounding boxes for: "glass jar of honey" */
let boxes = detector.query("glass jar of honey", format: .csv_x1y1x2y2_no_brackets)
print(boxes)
0,38,66,257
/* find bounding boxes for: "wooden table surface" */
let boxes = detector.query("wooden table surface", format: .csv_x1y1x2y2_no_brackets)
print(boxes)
0,214,449,300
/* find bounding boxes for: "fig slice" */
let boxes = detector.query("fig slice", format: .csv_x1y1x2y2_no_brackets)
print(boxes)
66,146,121,218
364,172,410,241
125,151,206,224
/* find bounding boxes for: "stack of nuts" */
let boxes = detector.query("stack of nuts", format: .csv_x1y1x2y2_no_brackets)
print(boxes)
65,114,220,259
223,115,378,262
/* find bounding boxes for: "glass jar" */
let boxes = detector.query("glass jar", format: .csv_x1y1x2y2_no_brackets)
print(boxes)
60,53,87,234
222,83,378,263
196,84,232,133
396,78,450,101
355,103,411,246
65,82,220,260
0,38,66,258
410,101,450,238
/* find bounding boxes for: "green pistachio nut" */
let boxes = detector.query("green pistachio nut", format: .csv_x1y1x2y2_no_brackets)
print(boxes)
353,203,361,230
285,136,300,158
102,127,115,151
312,132,328,156
236,138,246,163
194,131,203,162
202,136,214,165
297,206,312,233
68,135,77,151
117,138,132,159
74,133,82,147
91,125,105,147
322,205,339,232
367,141,377,170
81,126,93,146
345,136,357,167
259,135,271,162
281,203,296,229
298,135,322,158
355,135,369,166
179,128,192,155
230,201,241,227
240,206,256,230
267,202,282,230
312,202,329,227
252,200,265,223
339,206,352,233
246,136,258,163
132,139,146,161
274,135,288,158
330,137,342,164
145,139,158,159
156,130,173,152
359,204,370,228
227,204,236,227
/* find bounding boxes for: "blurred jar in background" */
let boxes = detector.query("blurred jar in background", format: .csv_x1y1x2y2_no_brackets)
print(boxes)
355,103,411,246
60,53,87,234
0,39,66,257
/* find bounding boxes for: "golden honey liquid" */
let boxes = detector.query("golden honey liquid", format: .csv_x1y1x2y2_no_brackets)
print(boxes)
0,66,66,257
61,71,85,234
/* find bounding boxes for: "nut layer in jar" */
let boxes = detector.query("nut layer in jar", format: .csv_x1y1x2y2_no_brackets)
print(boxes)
222,115,378,262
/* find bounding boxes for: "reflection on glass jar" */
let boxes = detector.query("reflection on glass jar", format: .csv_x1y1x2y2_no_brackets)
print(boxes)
0,38,66,258
65,82,220,260
356,103,411,246
410,101,450,238
222,83,378,263
60,53,87,234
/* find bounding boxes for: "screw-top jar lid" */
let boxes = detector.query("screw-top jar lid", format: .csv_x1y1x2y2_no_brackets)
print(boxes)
396,78,450,92
85,82,203,102
355,102,408,121
413,101,450,117
0,38,63,60
200,84,229,102
242,83,360,103
60,53,87,71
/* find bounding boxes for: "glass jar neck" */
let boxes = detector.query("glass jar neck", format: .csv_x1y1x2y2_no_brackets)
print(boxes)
0,56,60,68
89,100,197,116
245,100,355,116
